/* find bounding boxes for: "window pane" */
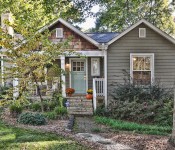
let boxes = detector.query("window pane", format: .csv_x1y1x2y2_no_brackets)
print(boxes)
81,62,84,67
81,67,84,71
145,57,150,70
77,67,80,71
133,57,144,70
73,67,76,71
133,71,151,85
73,62,76,67
77,62,80,66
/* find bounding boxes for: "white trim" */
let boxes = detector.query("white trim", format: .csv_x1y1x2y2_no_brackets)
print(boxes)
56,28,63,38
71,50,104,57
103,50,108,109
91,58,100,76
69,58,87,93
61,56,66,97
86,58,88,91
108,19,175,45
1,56,4,86
38,18,99,47
130,53,154,84
139,28,146,38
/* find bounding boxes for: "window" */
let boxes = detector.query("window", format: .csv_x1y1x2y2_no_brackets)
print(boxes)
139,28,146,38
130,53,154,85
91,58,100,76
56,28,63,38
72,61,85,72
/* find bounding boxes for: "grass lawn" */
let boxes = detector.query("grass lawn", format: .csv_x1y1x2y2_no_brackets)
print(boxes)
0,121,89,150
94,116,172,136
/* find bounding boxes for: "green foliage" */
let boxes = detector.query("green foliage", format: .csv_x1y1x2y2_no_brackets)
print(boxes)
94,116,171,136
109,73,173,126
54,106,67,115
31,102,41,112
94,105,109,116
94,0,175,35
43,111,57,120
9,104,23,117
18,112,46,125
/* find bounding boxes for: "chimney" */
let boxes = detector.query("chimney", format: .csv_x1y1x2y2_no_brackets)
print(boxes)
1,13,14,36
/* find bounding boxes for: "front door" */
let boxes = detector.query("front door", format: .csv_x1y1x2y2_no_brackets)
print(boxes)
71,59,86,94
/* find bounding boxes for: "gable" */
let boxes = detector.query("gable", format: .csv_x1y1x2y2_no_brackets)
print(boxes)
48,22,98,51
108,19,175,46
109,23,175,49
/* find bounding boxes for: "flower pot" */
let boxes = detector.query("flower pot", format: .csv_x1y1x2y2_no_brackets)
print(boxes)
67,94,72,97
86,94,93,100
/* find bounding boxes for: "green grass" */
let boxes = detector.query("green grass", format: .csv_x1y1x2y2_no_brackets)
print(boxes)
94,116,172,136
0,120,89,150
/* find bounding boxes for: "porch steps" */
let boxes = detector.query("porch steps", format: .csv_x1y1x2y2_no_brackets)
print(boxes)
66,97,93,115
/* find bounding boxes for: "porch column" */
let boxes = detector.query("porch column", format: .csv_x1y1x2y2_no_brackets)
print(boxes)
61,56,66,97
13,78,19,99
104,49,108,109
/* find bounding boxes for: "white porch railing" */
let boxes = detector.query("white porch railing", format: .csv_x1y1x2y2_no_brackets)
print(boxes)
93,78,105,112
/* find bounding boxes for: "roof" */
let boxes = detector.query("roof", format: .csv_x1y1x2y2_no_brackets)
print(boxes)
107,19,175,45
86,32,120,43
38,18,99,47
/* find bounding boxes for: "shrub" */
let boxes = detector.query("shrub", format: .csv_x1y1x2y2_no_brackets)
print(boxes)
9,104,23,118
47,101,58,111
54,106,67,115
18,112,46,125
108,71,173,126
43,111,57,120
31,102,41,112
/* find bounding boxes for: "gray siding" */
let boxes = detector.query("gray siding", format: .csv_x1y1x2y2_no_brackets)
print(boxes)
107,23,175,93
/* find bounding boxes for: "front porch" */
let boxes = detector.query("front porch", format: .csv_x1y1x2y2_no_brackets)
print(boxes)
29,51,107,114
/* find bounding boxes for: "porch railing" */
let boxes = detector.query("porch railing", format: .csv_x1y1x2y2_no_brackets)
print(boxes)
93,78,105,112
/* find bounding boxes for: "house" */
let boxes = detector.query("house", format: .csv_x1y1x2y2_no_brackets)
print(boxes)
1,14,175,113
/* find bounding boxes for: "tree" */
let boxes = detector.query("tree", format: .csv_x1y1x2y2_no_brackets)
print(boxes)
92,0,175,35
0,0,97,111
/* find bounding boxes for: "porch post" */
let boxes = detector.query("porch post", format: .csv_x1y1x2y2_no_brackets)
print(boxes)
61,56,66,97
13,78,19,99
103,49,108,109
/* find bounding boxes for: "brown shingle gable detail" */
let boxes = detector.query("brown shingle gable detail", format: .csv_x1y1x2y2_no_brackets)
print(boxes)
48,22,98,51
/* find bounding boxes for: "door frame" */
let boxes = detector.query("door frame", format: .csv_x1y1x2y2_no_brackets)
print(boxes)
69,58,88,93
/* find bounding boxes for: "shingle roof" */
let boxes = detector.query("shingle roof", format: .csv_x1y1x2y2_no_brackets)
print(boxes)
86,32,120,43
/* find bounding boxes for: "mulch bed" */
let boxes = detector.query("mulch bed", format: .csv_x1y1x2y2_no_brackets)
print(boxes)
1,109,175,150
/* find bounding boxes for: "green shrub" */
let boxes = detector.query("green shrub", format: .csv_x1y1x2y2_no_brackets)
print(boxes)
108,70,173,126
47,101,58,111
43,111,57,120
95,105,109,116
31,102,41,112
54,106,67,115
18,112,46,125
9,104,23,117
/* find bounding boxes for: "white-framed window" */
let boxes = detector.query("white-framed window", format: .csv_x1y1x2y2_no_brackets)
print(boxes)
56,28,63,38
91,58,100,76
130,53,154,85
139,28,146,38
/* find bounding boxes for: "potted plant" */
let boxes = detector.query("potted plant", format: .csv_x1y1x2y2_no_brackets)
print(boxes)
86,89,93,100
66,88,75,96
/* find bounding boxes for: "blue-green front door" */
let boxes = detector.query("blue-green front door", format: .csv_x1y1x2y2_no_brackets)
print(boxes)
71,59,86,94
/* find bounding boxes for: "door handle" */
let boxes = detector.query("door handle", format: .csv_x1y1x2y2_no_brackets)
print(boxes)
84,76,86,80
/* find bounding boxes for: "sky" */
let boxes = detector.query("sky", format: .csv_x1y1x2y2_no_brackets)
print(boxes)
78,5,99,31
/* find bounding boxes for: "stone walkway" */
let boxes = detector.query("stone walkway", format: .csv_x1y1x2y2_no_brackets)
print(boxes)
75,117,134,150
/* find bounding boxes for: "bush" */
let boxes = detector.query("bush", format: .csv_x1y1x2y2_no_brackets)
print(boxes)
43,111,57,120
31,102,41,112
9,104,23,118
18,112,46,125
108,71,173,126
54,106,67,115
